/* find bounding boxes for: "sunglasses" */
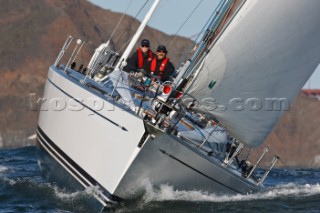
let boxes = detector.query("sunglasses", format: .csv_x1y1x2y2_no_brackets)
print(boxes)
141,45,149,48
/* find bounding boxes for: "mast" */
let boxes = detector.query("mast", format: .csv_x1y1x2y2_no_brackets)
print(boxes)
97,0,161,104
183,0,233,80
117,0,161,69
168,0,235,101
101,0,161,83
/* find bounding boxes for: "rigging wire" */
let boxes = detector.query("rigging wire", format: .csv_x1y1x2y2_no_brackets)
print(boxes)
168,0,204,47
107,0,134,42
117,0,151,53
175,1,224,68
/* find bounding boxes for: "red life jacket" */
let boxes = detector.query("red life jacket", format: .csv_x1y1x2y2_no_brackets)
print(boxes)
150,57,169,79
137,48,153,69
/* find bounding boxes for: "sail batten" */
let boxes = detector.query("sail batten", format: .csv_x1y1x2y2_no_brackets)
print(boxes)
188,0,320,147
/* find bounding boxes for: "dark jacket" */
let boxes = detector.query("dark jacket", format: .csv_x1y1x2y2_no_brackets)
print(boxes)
150,57,175,82
123,49,155,72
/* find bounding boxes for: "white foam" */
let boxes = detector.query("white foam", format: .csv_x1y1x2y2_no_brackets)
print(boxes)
53,185,103,201
1,176,17,185
53,186,84,200
141,181,320,203
27,134,37,140
0,165,9,173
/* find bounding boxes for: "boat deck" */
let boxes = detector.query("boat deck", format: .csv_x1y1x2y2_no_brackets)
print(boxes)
55,65,264,186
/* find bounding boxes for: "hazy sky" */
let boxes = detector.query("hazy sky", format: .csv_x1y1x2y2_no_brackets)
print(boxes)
89,0,218,38
89,0,319,88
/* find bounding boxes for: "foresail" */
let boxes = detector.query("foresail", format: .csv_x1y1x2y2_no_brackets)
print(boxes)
188,0,320,147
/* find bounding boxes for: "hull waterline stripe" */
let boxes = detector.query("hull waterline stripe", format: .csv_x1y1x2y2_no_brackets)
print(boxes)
47,78,128,131
159,149,244,194
37,134,89,187
37,126,121,202
36,135,110,206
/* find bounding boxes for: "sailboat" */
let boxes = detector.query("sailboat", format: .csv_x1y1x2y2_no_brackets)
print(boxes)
36,0,320,210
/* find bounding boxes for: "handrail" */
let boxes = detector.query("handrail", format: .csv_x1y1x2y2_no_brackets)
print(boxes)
54,36,73,67
258,156,279,185
224,142,244,166
64,39,83,73
246,147,269,179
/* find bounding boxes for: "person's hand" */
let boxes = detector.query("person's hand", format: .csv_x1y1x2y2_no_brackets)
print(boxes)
129,71,135,77
136,71,144,78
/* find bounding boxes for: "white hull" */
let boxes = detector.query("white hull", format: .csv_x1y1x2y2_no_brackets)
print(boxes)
114,123,259,198
37,67,260,206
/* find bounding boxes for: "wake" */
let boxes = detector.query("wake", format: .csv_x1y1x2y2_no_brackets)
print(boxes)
141,181,320,203
0,165,9,173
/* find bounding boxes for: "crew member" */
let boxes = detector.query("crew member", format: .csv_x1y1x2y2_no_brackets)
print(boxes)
123,39,155,72
149,45,175,82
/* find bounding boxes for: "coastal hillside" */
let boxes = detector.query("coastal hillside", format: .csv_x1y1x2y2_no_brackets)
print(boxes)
0,0,319,168
0,0,192,147
264,93,320,168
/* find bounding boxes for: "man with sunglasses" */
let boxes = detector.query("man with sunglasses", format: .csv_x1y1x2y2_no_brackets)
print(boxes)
123,39,155,73
149,45,175,82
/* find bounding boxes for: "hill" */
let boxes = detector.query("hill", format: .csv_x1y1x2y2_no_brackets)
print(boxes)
264,93,320,168
0,0,192,147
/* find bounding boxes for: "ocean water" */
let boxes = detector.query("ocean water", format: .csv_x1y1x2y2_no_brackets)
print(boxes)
0,146,320,213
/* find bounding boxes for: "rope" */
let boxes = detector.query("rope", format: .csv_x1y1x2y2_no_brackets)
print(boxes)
117,0,151,52
168,0,204,47
107,0,135,42
174,1,221,69
168,0,206,75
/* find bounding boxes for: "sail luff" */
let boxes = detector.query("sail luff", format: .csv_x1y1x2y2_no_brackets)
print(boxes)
187,0,320,147
183,0,234,80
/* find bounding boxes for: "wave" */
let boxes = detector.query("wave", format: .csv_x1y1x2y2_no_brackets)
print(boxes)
53,185,105,201
0,176,103,213
140,181,320,203
0,165,9,173
1,175,95,200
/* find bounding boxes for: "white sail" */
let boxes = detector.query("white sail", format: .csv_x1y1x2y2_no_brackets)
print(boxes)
188,0,320,147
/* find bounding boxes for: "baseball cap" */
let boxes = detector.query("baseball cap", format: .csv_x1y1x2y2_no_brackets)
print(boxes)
156,45,167,53
141,39,150,47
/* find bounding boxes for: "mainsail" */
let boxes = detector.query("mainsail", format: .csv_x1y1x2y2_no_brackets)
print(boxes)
187,0,320,147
